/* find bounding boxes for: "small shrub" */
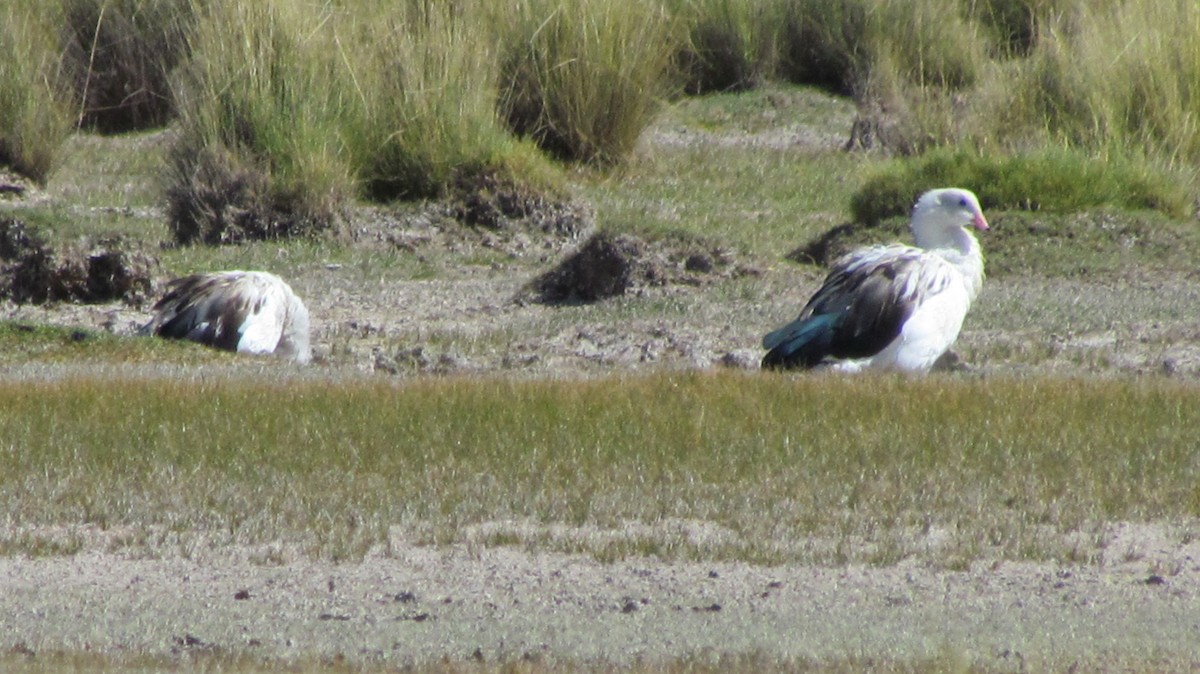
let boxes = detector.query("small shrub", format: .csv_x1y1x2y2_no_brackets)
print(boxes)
0,5,74,183
849,148,1192,226
59,0,195,133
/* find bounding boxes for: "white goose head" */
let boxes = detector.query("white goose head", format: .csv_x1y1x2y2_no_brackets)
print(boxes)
910,187,989,252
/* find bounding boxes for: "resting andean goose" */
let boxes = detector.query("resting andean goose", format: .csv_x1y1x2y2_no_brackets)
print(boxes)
762,187,988,373
141,270,312,364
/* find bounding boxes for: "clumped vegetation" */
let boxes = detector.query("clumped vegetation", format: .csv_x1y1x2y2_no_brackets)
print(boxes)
0,5,74,183
165,1,356,244
340,1,527,201
498,0,680,164
669,0,772,94
58,0,194,133
1018,0,1200,165
849,148,1193,226
663,0,1200,199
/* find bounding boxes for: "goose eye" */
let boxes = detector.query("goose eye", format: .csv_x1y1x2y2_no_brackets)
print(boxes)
958,197,969,207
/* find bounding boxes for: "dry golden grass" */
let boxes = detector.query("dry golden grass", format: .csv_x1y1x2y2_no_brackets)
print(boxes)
2,372,1197,565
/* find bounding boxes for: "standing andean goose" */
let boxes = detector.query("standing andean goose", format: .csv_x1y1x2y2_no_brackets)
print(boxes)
762,187,988,372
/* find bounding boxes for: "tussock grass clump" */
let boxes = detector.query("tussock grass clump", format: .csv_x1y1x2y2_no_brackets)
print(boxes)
774,0,984,95
826,0,1200,183
165,0,355,245
0,5,74,183
166,0,567,241
58,0,194,133
3,373,1198,564
773,0,869,95
498,0,680,164
967,0,1069,57
341,0,554,202
1013,0,1200,166
670,0,776,94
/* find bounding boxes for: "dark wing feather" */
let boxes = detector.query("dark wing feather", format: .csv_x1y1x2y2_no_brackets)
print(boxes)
763,246,946,368
144,273,252,352
817,253,920,359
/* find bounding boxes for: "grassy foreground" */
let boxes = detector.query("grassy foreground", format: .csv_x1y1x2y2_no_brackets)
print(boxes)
3,371,1196,566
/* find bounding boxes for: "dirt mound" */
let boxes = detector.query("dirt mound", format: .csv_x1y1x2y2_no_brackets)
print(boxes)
349,173,595,265
164,143,348,246
0,217,158,305
524,230,755,303
788,218,907,266
450,170,594,240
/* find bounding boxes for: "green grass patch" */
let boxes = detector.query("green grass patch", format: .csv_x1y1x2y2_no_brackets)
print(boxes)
50,131,171,210
663,81,855,135
0,204,164,247
0,321,225,367
582,145,865,259
850,147,1192,226
3,372,1197,564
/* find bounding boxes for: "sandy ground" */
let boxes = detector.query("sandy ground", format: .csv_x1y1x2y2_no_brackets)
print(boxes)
2,521,1200,671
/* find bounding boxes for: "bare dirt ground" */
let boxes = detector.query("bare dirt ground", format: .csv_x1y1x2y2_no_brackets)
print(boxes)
2,522,1200,671
5,103,1200,671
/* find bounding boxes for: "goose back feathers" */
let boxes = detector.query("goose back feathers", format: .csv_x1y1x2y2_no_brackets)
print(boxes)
141,271,311,364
